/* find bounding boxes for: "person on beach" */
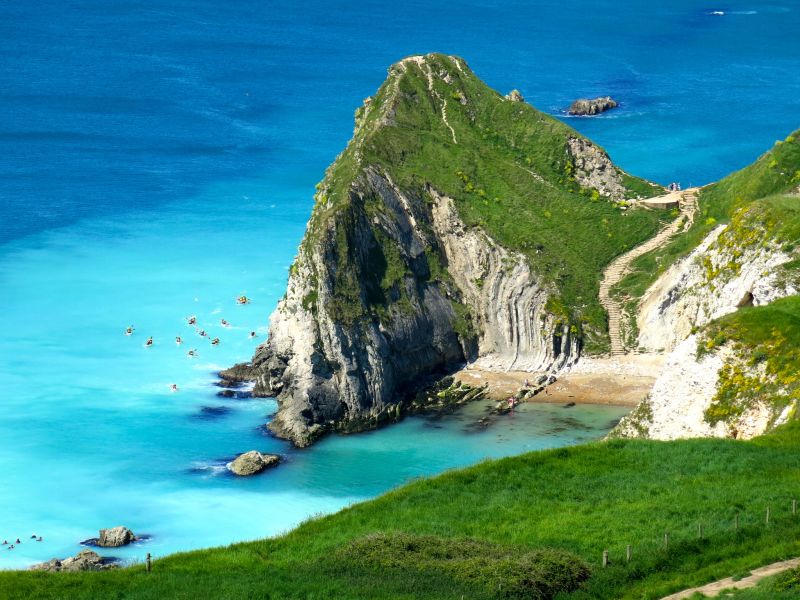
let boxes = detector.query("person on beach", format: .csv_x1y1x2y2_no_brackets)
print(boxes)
175,336,182,345
187,315,197,326
145,337,153,347
125,326,134,336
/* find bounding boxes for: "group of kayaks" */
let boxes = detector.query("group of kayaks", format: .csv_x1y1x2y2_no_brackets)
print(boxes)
124,296,257,392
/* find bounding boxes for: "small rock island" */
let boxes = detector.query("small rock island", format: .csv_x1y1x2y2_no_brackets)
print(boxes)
228,450,280,476
568,96,618,116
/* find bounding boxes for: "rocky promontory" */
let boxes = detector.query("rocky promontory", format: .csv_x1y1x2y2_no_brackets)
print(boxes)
568,96,617,116
222,54,661,447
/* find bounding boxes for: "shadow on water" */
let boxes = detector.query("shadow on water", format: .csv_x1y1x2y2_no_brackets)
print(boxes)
191,406,234,420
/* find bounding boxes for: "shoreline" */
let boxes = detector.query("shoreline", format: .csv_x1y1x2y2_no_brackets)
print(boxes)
454,354,664,408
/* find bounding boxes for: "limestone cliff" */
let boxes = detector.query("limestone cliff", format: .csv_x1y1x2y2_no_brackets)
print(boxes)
615,160,800,440
223,53,658,446
235,168,577,447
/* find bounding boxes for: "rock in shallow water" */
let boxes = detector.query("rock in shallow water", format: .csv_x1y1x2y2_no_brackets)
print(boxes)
97,526,137,547
568,96,618,116
228,450,280,476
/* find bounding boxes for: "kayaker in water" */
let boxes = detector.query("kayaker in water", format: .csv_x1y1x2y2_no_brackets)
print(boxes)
145,337,153,347
125,326,134,336
175,336,182,345
187,315,197,326
211,337,220,346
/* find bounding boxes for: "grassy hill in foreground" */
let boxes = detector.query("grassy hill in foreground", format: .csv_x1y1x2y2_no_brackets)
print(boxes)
3,422,800,599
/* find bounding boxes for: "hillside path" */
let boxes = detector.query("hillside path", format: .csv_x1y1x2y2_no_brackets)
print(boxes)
660,557,800,599
600,188,699,355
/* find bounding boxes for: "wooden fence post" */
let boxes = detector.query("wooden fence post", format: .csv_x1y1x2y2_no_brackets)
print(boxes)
626,544,632,563
793,499,797,515
146,553,151,573
766,507,770,525
698,523,703,539
602,550,609,568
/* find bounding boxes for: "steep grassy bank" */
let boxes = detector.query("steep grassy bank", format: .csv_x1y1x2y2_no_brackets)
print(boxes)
4,422,800,599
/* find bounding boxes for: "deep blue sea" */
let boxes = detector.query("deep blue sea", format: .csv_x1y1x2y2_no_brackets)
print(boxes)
1,1,799,568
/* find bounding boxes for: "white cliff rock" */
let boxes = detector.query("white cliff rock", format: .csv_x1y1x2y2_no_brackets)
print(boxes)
638,225,797,353
430,191,578,373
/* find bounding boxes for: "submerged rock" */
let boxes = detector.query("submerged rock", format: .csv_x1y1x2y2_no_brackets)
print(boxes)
30,549,118,572
568,96,618,116
228,450,280,476
97,526,137,547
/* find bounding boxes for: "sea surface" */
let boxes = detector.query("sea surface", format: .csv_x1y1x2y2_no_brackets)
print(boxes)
1,1,799,568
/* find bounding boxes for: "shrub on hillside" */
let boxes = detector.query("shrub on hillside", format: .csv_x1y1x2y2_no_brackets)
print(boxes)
336,532,590,599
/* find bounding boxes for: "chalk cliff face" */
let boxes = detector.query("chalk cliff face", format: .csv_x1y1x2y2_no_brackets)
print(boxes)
637,223,796,354
238,169,575,446
616,198,800,441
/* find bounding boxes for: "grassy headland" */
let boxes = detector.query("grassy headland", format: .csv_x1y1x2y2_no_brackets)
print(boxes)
307,53,667,353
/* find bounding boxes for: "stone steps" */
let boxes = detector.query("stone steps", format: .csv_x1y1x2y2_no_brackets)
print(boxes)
598,189,699,356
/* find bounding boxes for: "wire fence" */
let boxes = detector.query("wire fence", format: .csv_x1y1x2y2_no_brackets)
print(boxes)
596,498,800,572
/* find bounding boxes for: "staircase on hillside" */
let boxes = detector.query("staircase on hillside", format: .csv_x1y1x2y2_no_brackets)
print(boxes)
599,189,699,356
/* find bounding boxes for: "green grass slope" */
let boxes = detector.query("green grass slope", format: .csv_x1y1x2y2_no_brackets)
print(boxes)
308,53,667,352
5,423,800,599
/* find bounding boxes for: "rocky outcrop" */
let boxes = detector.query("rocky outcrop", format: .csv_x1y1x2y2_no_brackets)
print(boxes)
568,96,617,116
97,526,136,547
30,550,117,572
567,137,626,200
637,223,797,354
505,89,524,102
228,451,280,476
231,168,576,447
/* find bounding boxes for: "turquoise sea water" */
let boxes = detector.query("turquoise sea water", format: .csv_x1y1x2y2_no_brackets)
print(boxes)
1,1,799,568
